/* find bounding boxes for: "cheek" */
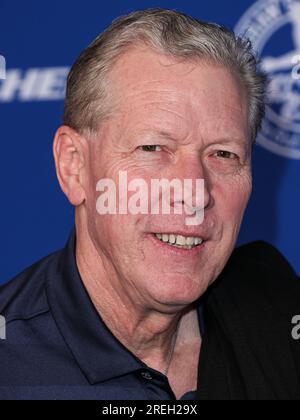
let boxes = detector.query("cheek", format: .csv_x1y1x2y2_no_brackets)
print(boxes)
91,214,140,272
214,173,252,224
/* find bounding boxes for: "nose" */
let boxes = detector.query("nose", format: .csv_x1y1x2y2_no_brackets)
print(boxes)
169,154,212,212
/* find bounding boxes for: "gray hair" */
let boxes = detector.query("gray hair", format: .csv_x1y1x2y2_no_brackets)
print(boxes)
63,8,268,142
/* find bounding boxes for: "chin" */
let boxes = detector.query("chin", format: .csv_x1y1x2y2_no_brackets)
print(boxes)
147,273,208,307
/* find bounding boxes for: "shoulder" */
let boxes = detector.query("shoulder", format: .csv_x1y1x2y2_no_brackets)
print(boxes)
0,250,61,323
212,241,300,317
202,242,300,400
231,240,296,275
0,245,77,391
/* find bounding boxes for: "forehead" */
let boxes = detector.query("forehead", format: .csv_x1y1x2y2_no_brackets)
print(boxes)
107,45,249,139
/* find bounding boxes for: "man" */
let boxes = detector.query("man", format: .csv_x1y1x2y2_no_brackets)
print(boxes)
0,9,299,400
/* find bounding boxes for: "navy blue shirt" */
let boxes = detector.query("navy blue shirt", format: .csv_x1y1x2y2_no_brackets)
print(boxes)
0,230,203,400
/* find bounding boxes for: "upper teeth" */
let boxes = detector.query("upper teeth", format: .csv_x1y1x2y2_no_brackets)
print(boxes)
155,233,203,247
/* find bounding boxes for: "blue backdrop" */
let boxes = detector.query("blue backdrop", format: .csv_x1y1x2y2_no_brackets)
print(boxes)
0,0,299,284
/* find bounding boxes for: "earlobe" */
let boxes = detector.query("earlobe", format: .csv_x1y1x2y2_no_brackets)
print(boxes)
53,126,86,206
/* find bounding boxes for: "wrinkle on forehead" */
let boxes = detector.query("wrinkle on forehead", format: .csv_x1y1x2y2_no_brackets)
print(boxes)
110,48,244,102
105,45,249,143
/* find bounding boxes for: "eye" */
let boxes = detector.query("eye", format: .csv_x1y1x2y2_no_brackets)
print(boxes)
214,150,238,159
139,145,162,152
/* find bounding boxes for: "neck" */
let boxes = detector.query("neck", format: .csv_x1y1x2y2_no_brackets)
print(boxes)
74,217,201,374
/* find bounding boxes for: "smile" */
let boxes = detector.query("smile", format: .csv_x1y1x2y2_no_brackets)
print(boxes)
154,233,204,250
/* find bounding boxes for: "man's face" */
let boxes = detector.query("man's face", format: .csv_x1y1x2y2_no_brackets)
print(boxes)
84,45,252,311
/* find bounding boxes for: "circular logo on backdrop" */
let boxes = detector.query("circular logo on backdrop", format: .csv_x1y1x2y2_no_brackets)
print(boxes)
235,0,300,159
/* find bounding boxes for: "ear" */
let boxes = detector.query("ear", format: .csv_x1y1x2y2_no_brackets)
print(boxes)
53,125,87,206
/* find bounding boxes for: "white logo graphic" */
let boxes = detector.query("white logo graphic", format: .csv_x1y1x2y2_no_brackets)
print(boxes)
0,67,69,102
235,0,300,159
96,171,205,226
291,315,300,340
0,315,6,340
0,55,6,80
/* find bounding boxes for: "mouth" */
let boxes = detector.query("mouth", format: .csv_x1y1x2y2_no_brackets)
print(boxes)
151,233,205,251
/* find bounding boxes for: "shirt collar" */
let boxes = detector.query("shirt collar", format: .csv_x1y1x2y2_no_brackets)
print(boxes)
46,229,143,384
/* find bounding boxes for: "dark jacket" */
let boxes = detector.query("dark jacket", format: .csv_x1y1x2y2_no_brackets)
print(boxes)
197,241,300,400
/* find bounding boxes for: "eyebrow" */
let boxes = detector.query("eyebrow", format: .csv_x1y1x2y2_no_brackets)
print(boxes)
133,130,248,147
138,129,179,143
156,133,249,148
210,137,248,146
157,130,179,142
